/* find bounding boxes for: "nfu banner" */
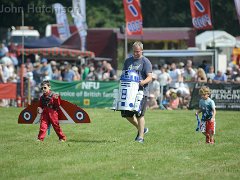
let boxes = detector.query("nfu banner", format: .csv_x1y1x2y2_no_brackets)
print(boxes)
189,83,240,110
50,80,118,108
190,0,213,29
123,0,143,35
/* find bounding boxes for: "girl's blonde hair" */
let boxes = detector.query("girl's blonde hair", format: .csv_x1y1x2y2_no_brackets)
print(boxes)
199,86,210,95
197,68,207,78
170,92,178,99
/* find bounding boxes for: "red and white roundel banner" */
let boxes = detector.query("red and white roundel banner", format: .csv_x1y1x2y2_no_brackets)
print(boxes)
123,0,143,35
190,0,213,30
22,111,32,121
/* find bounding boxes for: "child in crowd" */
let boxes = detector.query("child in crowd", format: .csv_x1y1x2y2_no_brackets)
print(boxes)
165,89,179,110
196,86,216,144
37,80,66,142
146,94,159,110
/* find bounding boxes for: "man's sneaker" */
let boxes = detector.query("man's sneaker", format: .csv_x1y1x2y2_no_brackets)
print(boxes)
135,128,149,140
144,128,149,134
135,137,144,143
59,139,66,142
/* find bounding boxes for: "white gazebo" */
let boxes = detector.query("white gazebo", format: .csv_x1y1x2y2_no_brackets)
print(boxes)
196,30,236,50
196,30,236,73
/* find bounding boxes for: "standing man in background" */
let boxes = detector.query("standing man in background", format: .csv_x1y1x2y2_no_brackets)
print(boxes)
121,41,152,143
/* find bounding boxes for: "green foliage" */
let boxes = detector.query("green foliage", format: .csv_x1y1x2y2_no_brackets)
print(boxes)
212,0,239,34
0,0,239,36
141,1,192,27
87,0,124,28
0,108,240,179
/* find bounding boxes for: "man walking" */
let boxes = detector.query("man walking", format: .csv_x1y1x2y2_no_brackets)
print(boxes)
121,41,153,143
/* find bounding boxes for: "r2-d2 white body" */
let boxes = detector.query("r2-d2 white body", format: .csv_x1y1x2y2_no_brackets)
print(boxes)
112,70,144,114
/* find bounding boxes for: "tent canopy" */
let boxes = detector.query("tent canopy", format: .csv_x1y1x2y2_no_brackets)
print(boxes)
196,30,236,50
24,36,62,48
16,32,95,61
17,47,95,59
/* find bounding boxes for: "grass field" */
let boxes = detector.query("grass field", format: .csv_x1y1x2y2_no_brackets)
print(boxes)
0,108,240,179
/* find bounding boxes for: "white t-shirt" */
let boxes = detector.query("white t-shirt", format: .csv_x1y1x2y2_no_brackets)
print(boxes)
159,72,171,86
183,68,196,82
169,69,181,88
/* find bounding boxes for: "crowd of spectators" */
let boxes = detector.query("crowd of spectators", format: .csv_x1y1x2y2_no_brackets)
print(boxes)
0,43,117,107
147,59,240,110
1,43,240,109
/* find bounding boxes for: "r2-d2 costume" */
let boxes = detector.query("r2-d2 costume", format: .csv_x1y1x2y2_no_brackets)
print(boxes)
112,70,144,115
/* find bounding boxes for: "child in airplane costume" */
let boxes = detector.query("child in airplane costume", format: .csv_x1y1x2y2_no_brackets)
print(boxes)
37,80,66,142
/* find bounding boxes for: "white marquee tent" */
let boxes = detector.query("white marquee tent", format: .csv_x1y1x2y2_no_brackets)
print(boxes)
196,30,236,50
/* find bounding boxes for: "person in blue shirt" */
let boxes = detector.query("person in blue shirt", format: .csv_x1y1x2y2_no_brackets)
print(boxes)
196,86,216,144
40,58,52,81
213,70,227,83
63,62,75,82
121,41,152,143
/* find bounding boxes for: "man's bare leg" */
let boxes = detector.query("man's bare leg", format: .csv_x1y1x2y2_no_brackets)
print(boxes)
126,116,138,129
137,116,145,139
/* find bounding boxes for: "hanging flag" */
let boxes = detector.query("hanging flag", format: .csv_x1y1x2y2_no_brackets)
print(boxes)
71,0,88,51
52,3,71,40
123,0,143,35
234,0,240,25
190,0,213,29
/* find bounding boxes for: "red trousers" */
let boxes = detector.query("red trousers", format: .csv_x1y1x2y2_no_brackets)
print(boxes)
38,108,66,141
205,120,215,143
206,120,215,135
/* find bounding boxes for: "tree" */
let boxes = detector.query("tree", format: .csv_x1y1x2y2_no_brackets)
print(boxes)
0,0,239,37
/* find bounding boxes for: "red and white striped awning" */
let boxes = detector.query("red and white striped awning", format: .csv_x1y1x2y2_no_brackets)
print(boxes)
17,47,95,58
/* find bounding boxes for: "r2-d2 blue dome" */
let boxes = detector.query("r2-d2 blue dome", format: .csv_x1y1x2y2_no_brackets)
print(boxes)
120,70,140,82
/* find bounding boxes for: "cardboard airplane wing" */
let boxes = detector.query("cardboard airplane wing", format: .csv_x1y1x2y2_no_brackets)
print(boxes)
18,100,91,124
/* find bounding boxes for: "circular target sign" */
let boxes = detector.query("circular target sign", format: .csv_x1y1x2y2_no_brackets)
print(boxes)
75,111,84,121
22,111,32,121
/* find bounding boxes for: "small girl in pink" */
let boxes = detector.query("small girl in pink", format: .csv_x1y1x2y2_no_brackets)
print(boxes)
167,91,179,110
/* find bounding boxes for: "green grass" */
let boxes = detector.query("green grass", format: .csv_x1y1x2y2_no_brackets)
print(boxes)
0,108,240,180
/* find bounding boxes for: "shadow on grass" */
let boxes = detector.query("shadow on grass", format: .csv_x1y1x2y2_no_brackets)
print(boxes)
67,139,117,143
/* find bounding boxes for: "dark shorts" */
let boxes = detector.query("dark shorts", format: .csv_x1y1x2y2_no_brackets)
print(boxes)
121,96,148,118
161,85,168,95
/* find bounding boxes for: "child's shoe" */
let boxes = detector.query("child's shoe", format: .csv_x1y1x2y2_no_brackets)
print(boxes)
36,138,43,142
206,134,210,143
135,137,144,143
210,139,215,144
